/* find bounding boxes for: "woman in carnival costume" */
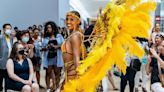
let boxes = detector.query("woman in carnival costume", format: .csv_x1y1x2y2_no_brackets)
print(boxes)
62,0,156,92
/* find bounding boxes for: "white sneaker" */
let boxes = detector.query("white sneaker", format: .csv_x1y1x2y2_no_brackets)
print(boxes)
46,89,51,92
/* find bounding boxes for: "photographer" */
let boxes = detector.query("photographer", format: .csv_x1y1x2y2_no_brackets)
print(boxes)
42,21,63,92
149,41,164,69
146,34,164,92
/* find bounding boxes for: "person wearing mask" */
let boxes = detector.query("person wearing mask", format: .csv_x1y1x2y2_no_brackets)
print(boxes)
20,31,34,58
0,23,13,91
6,42,39,92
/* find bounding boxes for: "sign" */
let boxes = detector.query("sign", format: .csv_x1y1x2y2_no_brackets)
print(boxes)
156,16,161,21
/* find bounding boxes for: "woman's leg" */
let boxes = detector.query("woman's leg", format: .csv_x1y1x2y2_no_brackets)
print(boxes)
36,64,41,87
36,71,40,85
36,58,41,87
46,66,53,89
128,67,137,92
108,71,118,90
31,83,39,92
51,69,56,91
54,67,62,88
121,68,129,92
22,85,31,92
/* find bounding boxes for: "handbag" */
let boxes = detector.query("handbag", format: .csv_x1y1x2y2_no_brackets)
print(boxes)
130,58,141,71
157,61,164,87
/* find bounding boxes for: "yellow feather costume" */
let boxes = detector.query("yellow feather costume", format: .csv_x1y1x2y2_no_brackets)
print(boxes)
62,0,156,92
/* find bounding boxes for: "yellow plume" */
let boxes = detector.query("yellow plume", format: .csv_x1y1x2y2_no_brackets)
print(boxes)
62,0,156,92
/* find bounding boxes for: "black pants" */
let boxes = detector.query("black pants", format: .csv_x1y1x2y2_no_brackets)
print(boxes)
0,69,7,91
120,67,137,92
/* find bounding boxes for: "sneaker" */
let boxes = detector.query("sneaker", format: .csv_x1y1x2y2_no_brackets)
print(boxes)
46,89,51,92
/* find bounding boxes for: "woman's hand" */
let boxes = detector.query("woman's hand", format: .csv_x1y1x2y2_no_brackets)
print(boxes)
48,44,58,49
28,44,34,49
47,44,51,49
40,47,47,51
150,48,159,58
53,45,59,49
22,80,32,86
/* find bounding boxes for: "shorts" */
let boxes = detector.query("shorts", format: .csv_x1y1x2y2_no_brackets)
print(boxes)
31,57,41,71
48,56,57,66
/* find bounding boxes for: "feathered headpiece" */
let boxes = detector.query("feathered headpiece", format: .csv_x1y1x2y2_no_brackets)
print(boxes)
62,0,156,92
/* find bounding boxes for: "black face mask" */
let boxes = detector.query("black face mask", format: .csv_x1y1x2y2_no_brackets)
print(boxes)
18,49,25,55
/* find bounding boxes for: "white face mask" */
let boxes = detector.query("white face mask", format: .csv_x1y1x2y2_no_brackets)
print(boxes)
5,29,12,36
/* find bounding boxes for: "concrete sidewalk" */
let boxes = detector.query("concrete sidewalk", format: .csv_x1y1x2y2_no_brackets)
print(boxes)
39,70,151,92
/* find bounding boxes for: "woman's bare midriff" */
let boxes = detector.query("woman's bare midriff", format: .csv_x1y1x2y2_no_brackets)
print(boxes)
62,39,73,63
62,39,78,80
62,53,73,63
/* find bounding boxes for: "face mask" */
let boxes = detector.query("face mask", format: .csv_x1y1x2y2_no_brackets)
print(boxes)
22,37,29,43
5,29,11,36
18,49,25,55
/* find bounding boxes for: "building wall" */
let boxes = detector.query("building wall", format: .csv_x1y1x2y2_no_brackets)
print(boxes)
58,0,70,27
0,0,59,29
160,1,164,31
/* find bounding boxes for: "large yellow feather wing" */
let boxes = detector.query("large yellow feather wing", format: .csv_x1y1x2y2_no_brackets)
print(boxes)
62,0,156,92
